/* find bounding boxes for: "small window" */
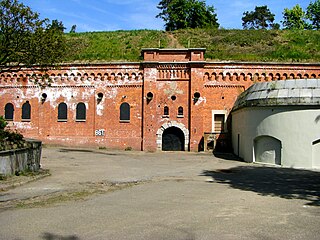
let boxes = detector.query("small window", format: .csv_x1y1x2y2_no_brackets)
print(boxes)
76,102,86,121
5,103,14,121
120,102,130,121
22,101,31,121
164,106,169,116
58,102,68,121
214,114,225,132
178,106,183,116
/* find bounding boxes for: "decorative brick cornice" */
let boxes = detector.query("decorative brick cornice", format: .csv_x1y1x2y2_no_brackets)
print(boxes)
204,84,245,88
0,85,39,89
157,64,188,70
104,84,142,88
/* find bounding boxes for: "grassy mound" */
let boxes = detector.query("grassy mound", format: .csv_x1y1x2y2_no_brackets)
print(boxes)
65,29,320,63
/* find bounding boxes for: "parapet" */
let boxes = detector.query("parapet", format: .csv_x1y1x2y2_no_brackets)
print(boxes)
141,48,206,62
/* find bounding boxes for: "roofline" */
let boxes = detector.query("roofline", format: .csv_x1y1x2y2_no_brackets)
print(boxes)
205,61,320,66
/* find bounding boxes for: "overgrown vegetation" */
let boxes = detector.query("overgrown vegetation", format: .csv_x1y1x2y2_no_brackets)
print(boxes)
63,29,320,63
0,116,27,151
66,30,170,62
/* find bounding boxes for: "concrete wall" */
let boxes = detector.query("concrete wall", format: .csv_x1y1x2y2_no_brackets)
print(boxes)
0,140,42,176
232,106,320,169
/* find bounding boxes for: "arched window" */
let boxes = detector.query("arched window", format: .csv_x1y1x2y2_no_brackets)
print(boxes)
164,106,169,116
120,102,130,121
58,102,68,121
22,101,31,121
178,106,183,116
76,102,86,121
5,103,14,121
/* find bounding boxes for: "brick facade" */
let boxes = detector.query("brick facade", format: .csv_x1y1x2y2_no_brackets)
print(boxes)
1,49,320,151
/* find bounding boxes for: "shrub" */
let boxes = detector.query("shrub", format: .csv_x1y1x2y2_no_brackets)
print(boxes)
0,116,7,130
0,116,25,151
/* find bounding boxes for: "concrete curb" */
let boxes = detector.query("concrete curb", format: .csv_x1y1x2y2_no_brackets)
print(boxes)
0,170,50,192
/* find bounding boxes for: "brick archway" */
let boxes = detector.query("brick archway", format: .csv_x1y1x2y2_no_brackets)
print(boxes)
156,121,189,151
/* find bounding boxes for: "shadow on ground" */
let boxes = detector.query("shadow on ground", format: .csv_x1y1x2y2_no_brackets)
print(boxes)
42,232,79,240
59,148,119,156
213,151,243,161
201,166,320,206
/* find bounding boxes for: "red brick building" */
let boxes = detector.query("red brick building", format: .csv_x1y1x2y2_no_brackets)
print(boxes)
1,49,320,151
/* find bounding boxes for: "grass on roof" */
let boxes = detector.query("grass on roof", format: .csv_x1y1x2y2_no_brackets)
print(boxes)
64,29,320,63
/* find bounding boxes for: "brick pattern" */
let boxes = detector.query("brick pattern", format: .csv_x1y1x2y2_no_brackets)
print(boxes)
1,49,320,151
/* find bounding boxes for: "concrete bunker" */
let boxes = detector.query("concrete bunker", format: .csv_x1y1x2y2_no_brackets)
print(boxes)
254,136,282,165
232,79,320,169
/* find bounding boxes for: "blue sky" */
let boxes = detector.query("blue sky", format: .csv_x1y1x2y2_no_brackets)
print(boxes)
20,0,310,32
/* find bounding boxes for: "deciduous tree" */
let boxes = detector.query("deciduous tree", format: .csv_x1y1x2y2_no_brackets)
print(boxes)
282,4,310,29
307,0,320,29
156,0,219,31
242,6,277,30
0,0,68,73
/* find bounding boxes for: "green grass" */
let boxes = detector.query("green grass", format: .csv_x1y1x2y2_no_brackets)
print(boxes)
64,29,320,63
65,30,170,62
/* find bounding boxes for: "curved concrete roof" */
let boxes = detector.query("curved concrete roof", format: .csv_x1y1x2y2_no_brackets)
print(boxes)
233,79,320,110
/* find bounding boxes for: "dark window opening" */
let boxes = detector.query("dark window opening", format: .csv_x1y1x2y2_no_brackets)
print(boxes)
164,106,169,116
76,102,86,121
194,92,200,99
41,93,47,102
178,106,183,116
193,92,201,103
22,101,31,120
97,92,103,103
5,103,14,121
147,92,153,100
120,102,130,121
58,102,68,121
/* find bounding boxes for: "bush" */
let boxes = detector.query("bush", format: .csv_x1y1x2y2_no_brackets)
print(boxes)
0,116,7,130
0,116,25,151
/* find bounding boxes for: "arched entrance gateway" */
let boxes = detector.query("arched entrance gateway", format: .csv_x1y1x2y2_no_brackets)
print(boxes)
162,127,185,151
156,121,189,151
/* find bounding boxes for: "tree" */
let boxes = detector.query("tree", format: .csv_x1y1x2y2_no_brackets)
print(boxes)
0,0,68,74
282,4,311,29
307,0,320,29
156,0,219,31
49,19,66,33
70,25,77,33
242,6,277,29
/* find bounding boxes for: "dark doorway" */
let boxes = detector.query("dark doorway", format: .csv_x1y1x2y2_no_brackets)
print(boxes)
162,127,185,151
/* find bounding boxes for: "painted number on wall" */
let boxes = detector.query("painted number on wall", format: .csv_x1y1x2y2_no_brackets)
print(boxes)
95,129,105,136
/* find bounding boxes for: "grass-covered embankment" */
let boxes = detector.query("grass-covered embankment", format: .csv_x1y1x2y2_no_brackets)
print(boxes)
65,29,320,63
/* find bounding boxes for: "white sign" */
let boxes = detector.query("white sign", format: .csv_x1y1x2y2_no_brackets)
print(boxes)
95,129,105,136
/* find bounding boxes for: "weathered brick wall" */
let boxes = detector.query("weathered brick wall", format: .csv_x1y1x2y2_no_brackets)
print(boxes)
1,49,320,151
0,63,144,150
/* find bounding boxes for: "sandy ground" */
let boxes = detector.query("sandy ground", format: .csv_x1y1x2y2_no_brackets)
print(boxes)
0,147,319,240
